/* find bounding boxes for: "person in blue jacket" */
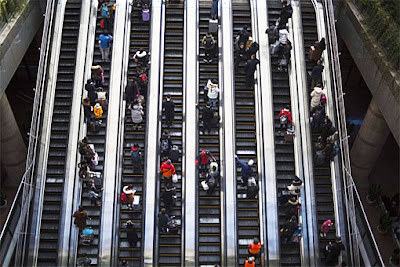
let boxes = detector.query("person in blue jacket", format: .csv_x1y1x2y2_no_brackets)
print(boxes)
234,154,254,186
99,30,113,62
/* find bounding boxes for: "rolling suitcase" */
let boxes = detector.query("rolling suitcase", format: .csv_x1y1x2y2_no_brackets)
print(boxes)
142,9,150,21
208,19,218,33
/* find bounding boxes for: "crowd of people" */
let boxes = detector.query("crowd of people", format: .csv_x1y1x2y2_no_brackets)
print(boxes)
74,0,347,266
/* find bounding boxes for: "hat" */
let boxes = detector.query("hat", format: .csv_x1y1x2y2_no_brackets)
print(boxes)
248,159,254,166
95,103,100,108
166,159,171,164
136,50,147,58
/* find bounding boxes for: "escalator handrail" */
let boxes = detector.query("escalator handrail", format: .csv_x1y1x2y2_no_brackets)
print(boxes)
291,1,319,265
26,1,69,265
287,16,311,267
142,0,165,265
111,1,132,265
57,1,94,265
182,0,199,265
67,0,99,265
220,0,237,265
249,0,280,264
98,1,129,265
320,0,385,265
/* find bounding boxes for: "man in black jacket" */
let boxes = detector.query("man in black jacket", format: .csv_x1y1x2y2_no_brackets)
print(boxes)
244,54,260,89
278,1,293,29
162,185,176,213
323,237,345,266
158,208,170,234
237,25,250,46
125,78,138,104
310,60,324,90
85,79,97,106
162,94,175,127
197,103,214,134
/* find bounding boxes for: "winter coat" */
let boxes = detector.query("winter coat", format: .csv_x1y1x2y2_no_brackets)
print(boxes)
73,210,88,231
202,107,214,123
237,29,250,46
160,161,176,178
279,108,293,123
123,186,135,202
244,58,260,76
126,81,138,103
163,100,175,117
206,79,220,100
278,4,292,29
162,189,176,206
310,87,326,110
158,211,170,228
311,64,324,82
196,150,216,165
321,219,333,234
278,29,289,45
210,0,218,19
246,42,259,58
91,65,104,83
130,104,143,124
309,40,325,61
85,83,97,105
235,157,253,178
126,225,139,245
94,105,103,118
83,102,92,118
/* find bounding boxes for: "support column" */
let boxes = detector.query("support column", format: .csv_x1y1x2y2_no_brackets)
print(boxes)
350,98,390,189
0,93,27,187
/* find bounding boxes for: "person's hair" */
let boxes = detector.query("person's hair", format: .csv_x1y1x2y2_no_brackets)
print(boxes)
253,238,259,244
212,166,217,172
163,129,169,135
291,215,297,221
103,30,108,35
133,143,139,148
243,25,248,30
127,184,133,189
211,79,218,84
89,179,95,183
79,206,84,212
239,42,245,47
287,40,291,46
133,99,139,105
206,103,211,108
282,1,288,5
335,236,342,242
317,59,322,65
251,54,256,59
161,207,166,213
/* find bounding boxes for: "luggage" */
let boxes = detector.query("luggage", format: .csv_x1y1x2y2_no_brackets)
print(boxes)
142,9,150,21
208,19,218,33
279,58,288,67
91,152,99,166
167,220,179,234
314,150,326,166
89,120,101,133
284,132,294,142
201,180,209,191
172,174,178,183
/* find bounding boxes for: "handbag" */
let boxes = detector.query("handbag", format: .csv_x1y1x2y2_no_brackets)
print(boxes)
172,174,178,183
101,72,105,84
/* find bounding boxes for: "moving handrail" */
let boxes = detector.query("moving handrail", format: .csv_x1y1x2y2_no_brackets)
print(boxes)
250,0,279,264
0,0,56,264
321,0,384,265
142,0,164,265
220,0,237,265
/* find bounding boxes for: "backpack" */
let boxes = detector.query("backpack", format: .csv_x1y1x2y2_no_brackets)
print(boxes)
121,192,128,202
101,5,109,18
204,36,214,49
131,149,141,163
160,139,169,152
169,145,179,162
331,144,340,158
320,93,327,105
247,177,257,188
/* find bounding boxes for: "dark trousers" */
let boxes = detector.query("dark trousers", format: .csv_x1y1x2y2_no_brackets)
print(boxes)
245,74,254,89
204,49,212,61
203,120,212,133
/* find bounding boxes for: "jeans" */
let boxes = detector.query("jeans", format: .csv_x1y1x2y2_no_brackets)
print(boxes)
100,46,110,61
208,98,217,107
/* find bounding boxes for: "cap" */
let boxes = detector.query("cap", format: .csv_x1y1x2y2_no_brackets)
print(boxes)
248,159,254,166
167,159,171,164
95,103,100,108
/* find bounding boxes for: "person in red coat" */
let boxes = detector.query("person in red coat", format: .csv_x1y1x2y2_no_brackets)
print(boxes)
195,149,216,177
160,159,176,188
279,106,293,135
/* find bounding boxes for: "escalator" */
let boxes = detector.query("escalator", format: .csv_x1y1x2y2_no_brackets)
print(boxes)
36,1,82,265
76,7,114,265
197,1,221,265
232,0,260,265
300,0,337,262
267,0,301,265
158,1,184,265
117,6,151,266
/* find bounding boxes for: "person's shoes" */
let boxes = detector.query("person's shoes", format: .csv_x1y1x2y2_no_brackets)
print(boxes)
208,59,212,63
320,232,324,237
203,58,208,63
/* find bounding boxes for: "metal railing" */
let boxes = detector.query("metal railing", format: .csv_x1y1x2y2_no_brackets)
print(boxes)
0,0,28,31
322,0,384,265
0,0,56,265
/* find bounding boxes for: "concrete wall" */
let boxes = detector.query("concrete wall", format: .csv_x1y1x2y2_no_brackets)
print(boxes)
335,0,400,145
0,0,44,98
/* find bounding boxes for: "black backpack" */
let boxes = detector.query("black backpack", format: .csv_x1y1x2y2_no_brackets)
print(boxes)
204,36,214,49
131,149,141,163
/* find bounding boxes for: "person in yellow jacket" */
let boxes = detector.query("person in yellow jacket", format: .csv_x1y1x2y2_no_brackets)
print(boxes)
94,103,103,119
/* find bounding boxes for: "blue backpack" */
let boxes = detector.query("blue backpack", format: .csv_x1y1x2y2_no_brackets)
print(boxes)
101,5,109,18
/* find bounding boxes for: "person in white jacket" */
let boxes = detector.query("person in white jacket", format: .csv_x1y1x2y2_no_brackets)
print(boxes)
310,84,327,111
278,28,289,45
206,79,220,108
